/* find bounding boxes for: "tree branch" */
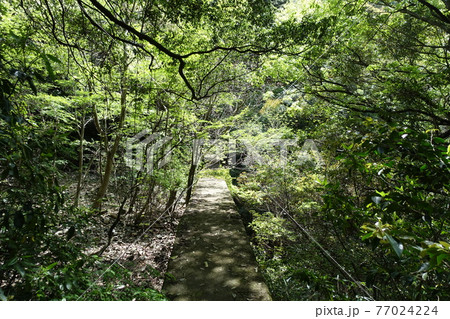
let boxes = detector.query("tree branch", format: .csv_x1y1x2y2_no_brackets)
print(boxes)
80,0,283,100
417,0,450,24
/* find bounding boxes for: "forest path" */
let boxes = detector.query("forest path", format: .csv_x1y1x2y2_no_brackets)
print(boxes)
162,177,271,301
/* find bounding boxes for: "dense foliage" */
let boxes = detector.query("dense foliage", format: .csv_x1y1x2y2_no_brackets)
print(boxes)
1,0,449,300
230,0,450,300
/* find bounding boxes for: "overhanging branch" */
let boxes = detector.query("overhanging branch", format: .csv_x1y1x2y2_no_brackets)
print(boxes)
80,0,285,100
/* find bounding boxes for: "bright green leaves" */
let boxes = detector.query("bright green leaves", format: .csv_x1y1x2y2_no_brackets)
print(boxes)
361,220,404,259
327,116,450,297
1,27,63,99
0,6,79,300
420,241,450,268
224,0,450,301
251,211,295,243
295,0,450,127
376,190,390,198
361,219,393,241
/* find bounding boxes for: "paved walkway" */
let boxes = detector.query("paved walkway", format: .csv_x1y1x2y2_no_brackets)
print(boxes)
162,177,271,301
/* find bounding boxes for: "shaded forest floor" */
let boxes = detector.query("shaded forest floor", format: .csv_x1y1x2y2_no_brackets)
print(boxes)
84,213,179,291
62,172,183,292
60,172,270,299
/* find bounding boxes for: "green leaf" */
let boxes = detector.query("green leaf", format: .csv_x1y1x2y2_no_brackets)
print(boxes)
342,143,353,150
26,76,37,95
164,272,176,281
0,3,6,15
439,241,450,249
0,287,7,301
386,234,403,258
40,53,55,81
361,231,374,240
376,190,390,197
44,262,58,271
6,257,18,267
14,264,25,277
436,254,449,266
433,137,446,144
45,54,62,64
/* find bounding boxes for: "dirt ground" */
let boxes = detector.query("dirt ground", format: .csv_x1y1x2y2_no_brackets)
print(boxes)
65,173,181,292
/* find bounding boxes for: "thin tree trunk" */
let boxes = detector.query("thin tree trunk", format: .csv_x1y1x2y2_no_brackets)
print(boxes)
134,179,155,225
74,106,86,207
93,197,128,257
185,138,202,204
185,163,196,205
92,84,127,211
75,80,94,207
165,189,177,215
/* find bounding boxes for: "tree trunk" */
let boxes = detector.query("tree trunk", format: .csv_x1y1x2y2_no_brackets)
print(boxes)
74,107,86,207
185,138,202,204
134,179,155,225
92,84,127,211
75,81,93,207
165,189,177,215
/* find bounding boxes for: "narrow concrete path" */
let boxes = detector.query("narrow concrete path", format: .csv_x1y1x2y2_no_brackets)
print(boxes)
163,177,271,301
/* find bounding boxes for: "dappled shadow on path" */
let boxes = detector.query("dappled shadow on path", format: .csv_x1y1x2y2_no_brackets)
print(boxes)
162,178,271,301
